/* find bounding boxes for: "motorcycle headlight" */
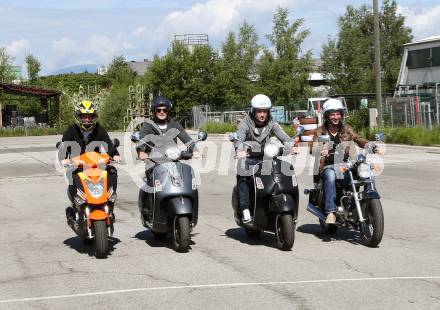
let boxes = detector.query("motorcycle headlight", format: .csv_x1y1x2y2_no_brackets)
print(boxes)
165,146,181,161
85,180,104,198
357,163,371,179
264,143,279,158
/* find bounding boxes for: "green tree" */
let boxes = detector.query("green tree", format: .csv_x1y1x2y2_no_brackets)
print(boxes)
100,55,137,129
25,54,42,82
258,7,313,107
100,84,129,130
0,47,15,82
215,21,260,109
321,0,412,95
145,42,220,119
106,55,135,84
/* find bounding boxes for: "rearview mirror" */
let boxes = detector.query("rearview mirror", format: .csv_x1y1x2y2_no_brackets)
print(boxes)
198,131,208,141
318,135,330,143
112,138,120,148
295,126,304,136
375,132,385,142
228,132,238,142
55,141,62,149
131,131,141,143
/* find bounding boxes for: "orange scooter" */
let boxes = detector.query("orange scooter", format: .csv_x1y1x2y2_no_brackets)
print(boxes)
59,140,119,259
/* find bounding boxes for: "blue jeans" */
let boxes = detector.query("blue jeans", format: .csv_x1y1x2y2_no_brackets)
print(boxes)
321,167,337,214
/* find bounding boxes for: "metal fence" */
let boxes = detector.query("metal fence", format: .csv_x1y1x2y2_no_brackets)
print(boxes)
384,96,439,129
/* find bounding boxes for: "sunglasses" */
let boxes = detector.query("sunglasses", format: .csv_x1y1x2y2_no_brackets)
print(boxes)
155,108,168,113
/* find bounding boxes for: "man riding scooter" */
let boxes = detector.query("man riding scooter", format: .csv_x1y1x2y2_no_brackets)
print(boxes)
234,94,297,223
137,96,200,162
59,100,120,226
134,96,204,252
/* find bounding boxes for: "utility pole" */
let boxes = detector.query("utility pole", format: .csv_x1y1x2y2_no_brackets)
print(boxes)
373,0,383,126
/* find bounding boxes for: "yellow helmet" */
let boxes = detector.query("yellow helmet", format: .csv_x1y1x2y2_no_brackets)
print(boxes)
75,100,98,131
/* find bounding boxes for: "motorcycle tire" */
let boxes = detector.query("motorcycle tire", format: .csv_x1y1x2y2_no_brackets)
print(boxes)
93,220,109,259
173,216,190,253
275,213,295,251
362,199,384,247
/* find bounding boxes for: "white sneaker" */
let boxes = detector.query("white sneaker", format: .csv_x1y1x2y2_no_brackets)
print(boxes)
242,209,252,223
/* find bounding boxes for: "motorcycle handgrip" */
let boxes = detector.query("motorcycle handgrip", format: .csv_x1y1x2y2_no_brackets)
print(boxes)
180,151,193,160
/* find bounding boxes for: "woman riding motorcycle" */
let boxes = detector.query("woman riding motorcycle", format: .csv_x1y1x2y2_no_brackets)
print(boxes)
310,98,381,224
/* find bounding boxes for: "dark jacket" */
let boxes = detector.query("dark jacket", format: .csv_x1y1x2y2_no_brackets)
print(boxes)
60,123,119,160
234,114,294,152
137,119,196,153
310,123,369,175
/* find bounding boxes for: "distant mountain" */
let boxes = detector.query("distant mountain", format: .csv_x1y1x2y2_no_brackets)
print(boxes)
50,64,100,75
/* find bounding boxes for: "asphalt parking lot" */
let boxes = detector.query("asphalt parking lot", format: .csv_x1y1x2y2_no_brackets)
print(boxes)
0,133,439,309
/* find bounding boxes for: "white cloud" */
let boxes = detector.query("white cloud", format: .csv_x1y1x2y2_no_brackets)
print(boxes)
47,34,136,72
5,39,30,57
398,4,440,40
52,37,77,53
133,26,146,36
160,0,295,37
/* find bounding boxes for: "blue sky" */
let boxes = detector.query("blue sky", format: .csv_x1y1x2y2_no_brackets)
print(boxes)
1,0,439,75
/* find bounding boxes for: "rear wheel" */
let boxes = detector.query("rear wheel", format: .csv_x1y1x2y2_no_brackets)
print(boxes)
173,216,190,253
319,219,339,235
362,199,384,247
93,220,108,259
275,213,295,251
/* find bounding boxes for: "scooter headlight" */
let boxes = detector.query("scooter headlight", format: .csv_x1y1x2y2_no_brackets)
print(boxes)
357,163,371,179
85,180,104,198
264,143,279,158
165,146,181,161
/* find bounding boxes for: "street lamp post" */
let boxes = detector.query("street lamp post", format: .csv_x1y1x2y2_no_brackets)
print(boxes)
373,0,383,126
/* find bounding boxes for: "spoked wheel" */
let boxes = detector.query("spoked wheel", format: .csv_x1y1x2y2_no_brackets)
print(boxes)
319,219,339,235
361,199,384,247
173,216,190,253
93,220,108,259
275,213,295,251
245,228,261,238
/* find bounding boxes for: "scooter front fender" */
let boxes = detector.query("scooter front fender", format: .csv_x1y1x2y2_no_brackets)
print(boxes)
166,197,193,216
269,193,296,216
88,209,109,221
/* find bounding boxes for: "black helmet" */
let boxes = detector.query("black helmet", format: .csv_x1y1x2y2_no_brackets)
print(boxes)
151,96,172,113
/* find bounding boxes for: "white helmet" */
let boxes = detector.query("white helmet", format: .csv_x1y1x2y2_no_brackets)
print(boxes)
323,98,345,120
251,94,272,112
323,98,344,112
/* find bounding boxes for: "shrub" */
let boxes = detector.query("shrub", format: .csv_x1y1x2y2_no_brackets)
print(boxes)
200,122,237,134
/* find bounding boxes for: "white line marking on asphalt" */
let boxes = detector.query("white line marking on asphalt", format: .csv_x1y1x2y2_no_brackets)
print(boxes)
1,276,439,304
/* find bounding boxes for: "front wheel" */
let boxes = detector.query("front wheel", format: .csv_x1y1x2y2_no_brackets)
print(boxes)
275,213,295,251
173,216,190,253
93,220,108,259
362,199,384,247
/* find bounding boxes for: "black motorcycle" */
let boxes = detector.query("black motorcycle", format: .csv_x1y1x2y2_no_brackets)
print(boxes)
131,130,207,252
305,133,385,247
229,127,303,251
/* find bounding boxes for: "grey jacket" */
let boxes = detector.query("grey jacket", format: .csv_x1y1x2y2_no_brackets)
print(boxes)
234,114,293,153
